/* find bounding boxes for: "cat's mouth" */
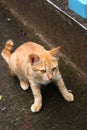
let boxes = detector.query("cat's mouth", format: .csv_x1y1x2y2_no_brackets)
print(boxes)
41,77,54,84
40,80,51,85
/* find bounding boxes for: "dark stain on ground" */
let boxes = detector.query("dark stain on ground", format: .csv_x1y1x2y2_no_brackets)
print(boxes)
0,4,87,130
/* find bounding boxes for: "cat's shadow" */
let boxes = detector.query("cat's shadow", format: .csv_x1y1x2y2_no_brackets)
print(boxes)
41,82,61,103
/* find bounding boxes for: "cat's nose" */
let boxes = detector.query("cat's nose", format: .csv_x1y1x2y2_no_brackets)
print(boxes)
47,73,53,80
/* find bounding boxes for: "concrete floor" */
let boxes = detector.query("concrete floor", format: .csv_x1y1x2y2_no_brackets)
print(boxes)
0,4,87,130
48,0,87,28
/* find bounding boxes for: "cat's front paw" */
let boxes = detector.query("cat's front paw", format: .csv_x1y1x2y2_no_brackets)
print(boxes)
64,92,74,102
31,103,42,113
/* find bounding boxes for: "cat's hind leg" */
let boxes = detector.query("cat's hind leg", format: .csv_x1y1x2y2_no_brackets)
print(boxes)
20,80,29,91
10,70,16,77
8,66,16,77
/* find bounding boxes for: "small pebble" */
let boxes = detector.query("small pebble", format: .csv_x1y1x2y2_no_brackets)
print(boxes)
0,95,3,100
7,18,11,21
19,30,26,36
1,106,7,111
69,89,72,92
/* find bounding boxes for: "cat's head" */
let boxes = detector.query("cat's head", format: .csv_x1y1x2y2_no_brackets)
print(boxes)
29,46,61,83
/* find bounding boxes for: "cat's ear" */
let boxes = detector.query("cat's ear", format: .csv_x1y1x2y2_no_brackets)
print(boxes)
29,54,40,65
50,46,61,58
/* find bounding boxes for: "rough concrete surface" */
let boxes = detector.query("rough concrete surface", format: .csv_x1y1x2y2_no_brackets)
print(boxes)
0,3,87,130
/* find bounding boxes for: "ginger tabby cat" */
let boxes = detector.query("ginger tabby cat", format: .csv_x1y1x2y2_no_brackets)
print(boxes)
1,40,74,112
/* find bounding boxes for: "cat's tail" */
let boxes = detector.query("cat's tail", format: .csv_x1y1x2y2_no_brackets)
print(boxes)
1,40,14,64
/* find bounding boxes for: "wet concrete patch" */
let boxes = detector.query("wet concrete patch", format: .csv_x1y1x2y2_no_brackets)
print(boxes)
0,3,87,130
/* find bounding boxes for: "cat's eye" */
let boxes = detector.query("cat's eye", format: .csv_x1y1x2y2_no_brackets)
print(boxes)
52,67,57,71
40,70,46,73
